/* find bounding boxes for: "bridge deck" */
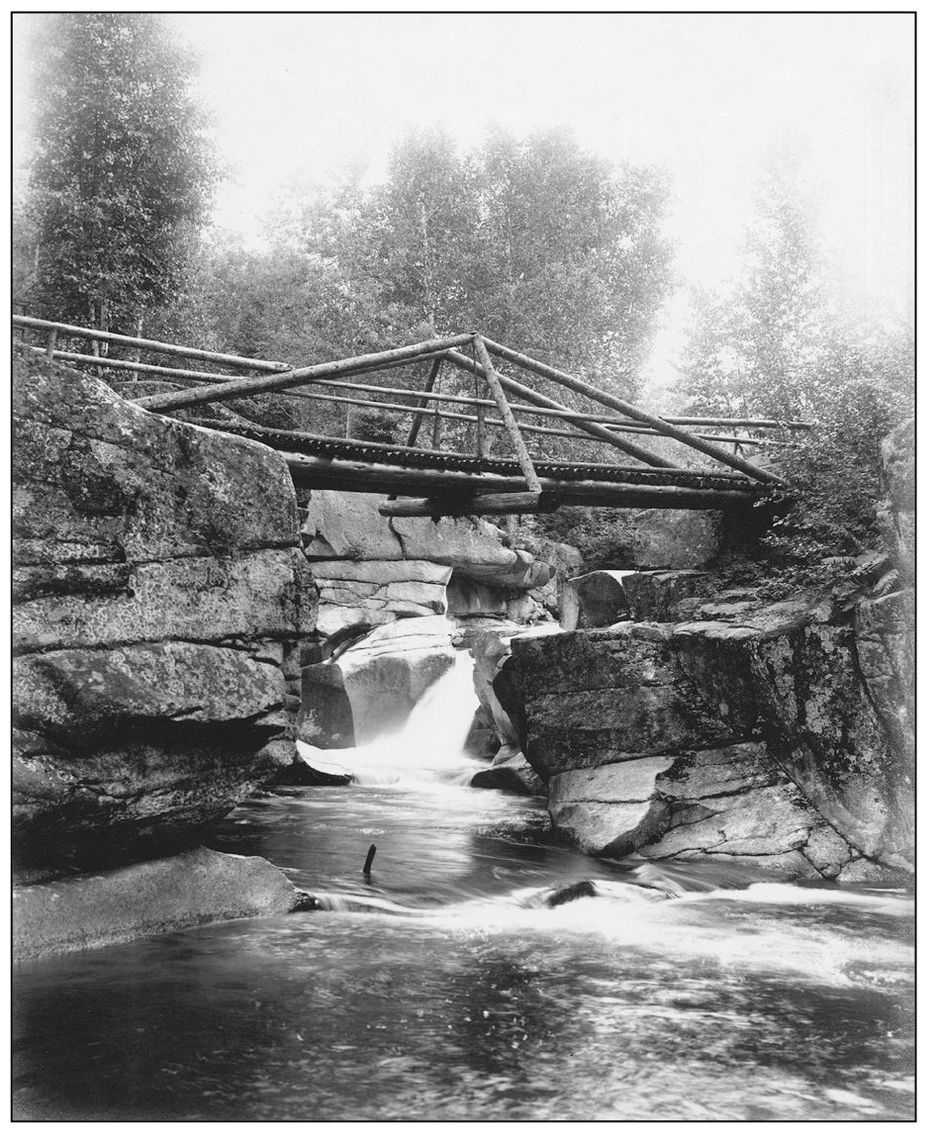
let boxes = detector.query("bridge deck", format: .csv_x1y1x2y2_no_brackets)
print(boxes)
192,420,763,513
192,420,755,490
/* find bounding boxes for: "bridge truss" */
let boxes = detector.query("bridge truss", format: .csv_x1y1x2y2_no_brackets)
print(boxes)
13,315,808,518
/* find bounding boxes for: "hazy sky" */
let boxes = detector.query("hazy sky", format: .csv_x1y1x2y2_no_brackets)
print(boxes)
13,11,914,388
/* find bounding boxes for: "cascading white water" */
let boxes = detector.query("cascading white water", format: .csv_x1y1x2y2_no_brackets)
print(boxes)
340,649,484,787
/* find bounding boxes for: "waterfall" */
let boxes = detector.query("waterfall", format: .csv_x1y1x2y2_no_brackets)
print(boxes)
338,650,483,787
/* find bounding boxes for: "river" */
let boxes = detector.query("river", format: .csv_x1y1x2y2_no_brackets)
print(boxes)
12,653,914,1121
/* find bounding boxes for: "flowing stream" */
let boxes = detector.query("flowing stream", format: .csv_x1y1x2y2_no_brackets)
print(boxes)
12,650,914,1122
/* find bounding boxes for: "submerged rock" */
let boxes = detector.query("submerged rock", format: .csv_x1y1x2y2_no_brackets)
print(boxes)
544,880,598,907
470,750,546,796
12,846,311,960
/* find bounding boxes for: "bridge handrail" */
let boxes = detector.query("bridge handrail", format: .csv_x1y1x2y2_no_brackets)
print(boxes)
14,314,801,486
12,314,291,373
482,338,784,485
12,316,810,432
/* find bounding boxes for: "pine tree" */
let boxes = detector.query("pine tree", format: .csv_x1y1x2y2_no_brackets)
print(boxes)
22,13,218,333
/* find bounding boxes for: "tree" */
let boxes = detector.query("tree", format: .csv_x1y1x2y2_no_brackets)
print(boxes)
679,148,826,422
21,13,218,333
237,129,673,450
678,148,914,561
269,129,673,399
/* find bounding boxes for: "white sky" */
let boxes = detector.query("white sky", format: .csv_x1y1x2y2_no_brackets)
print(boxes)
12,10,914,389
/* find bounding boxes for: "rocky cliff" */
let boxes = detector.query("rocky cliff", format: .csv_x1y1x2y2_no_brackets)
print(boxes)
12,359,318,883
487,425,914,881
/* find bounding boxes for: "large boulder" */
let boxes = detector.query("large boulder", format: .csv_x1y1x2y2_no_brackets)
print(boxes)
12,358,316,881
573,569,716,628
466,622,563,753
495,591,913,878
549,744,832,878
301,616,457,746
302,490,522,574
12,642,287,876
12,847,312,960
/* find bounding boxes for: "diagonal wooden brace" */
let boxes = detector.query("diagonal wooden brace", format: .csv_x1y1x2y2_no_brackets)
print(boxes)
472,335,542,495
483,337,783,485
405,356,445,449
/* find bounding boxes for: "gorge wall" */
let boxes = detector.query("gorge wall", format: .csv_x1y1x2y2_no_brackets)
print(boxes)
485,426,914,881
12,359,318,885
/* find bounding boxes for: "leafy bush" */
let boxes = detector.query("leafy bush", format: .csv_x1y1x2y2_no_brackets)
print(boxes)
349,402,400,445
760,333,913,562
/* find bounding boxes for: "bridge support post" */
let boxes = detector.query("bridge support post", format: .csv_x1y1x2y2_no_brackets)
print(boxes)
405,356,445,449
472,335,542,496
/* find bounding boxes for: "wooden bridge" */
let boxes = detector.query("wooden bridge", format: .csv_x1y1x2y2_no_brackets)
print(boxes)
13,315,808,518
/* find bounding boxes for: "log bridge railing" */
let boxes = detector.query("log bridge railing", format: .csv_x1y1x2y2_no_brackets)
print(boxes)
12,314,809,518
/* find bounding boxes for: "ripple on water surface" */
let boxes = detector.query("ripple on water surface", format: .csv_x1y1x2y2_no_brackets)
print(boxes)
13,788,914,1122
11,660,915,1122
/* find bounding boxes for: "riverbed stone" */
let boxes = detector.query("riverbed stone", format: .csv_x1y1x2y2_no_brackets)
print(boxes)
549,757,675,856
470,752,546,796
12,846,309,960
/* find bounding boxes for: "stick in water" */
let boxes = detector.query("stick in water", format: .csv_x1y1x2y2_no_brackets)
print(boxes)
363,844,377,876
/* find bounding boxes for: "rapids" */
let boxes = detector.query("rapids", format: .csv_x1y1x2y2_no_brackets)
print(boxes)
12,650,914,1121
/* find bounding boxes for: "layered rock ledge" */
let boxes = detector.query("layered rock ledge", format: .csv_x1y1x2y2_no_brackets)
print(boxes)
12,359,318,883
493,589,913,880
300,490,571,633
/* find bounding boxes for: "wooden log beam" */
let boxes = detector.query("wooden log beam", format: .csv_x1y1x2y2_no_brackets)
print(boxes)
191,403,795,456
473,334,542,494
445,350,678,470
281,451,756,509
515,415,801,449
23,337,808,436
13,315,291,372
482,337,783,485
281,382,801,447
405,356,445,448
133,334,476,412
276,371,810,430
19,343,255,385
380,492,559,518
